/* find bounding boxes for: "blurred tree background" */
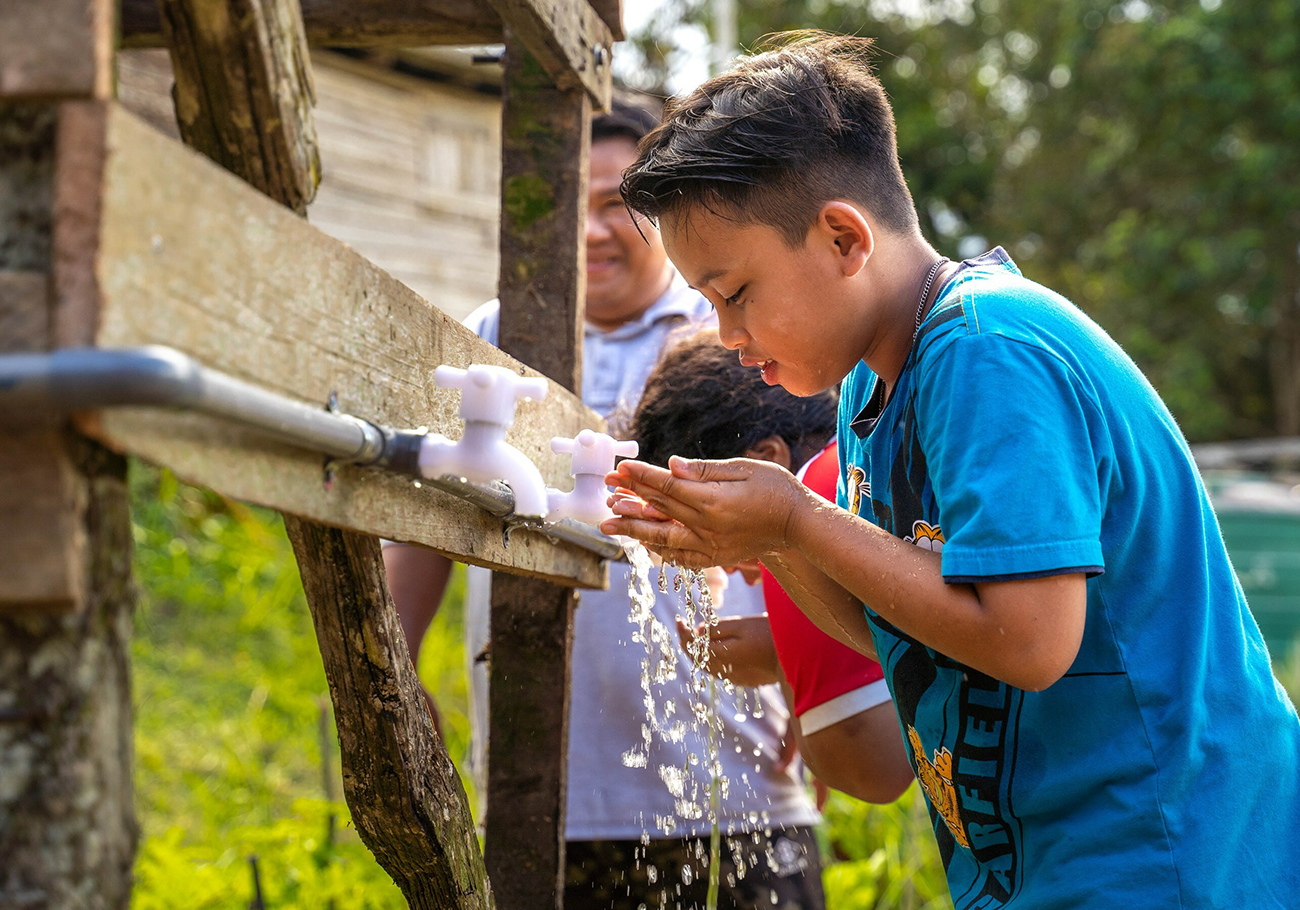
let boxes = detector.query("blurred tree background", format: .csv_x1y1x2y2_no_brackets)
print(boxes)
624,0,1300,441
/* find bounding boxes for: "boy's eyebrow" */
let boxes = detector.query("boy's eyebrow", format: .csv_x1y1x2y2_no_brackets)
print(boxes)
687,268,727,291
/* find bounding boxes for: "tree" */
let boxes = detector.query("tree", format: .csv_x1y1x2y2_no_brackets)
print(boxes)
624,0,1300,439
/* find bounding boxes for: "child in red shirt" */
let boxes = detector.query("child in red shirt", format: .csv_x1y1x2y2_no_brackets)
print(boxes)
629,330,912,802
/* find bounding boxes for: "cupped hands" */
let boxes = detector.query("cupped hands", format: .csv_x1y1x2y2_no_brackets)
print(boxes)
600,455,808,568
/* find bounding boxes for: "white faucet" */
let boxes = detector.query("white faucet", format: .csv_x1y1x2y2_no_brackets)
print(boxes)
418,364,551,518
547,429,639,525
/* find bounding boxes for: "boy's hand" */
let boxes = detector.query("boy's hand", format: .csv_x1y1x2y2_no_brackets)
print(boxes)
601,456,807,569
675,613,782,688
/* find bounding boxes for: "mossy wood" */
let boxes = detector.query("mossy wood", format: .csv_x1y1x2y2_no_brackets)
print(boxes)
485,37,589,910
483,0,613,107
58,104,608,588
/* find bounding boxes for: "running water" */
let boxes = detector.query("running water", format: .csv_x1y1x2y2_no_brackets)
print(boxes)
623,542,726,909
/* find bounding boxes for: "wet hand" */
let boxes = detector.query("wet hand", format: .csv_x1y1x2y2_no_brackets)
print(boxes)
600,456,806,569
675,613,781,688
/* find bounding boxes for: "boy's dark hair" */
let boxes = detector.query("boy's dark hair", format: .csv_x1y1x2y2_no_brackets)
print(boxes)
592,90,664,145
621,32,918,246
629,329,838,469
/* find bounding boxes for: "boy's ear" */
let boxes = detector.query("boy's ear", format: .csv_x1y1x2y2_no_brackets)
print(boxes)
816,201,874,278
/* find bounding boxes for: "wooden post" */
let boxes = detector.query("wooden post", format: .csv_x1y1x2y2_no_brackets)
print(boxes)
485,32,590,909
0,50,136,910
155,1,493,906
284,522,492,908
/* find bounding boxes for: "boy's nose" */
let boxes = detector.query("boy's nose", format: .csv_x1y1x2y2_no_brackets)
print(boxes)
715,315,748,350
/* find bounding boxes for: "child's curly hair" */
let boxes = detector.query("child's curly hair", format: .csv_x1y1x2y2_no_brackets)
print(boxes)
628,328,837,469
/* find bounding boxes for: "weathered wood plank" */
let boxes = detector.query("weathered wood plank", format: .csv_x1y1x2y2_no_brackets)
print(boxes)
68,104,608,588
285,522,493,909
485,38,590,910
121,0,503,48
486,3,612,108
588,0,624,41
0,0,113,100
158,0,319,215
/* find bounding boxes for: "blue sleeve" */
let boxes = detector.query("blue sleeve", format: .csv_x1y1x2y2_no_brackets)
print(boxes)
915,334,1106,582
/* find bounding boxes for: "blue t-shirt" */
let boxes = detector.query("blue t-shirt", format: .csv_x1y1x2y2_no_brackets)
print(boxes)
837,249,1300,909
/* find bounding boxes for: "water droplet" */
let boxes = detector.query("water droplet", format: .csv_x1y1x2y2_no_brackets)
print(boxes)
681,864,694,885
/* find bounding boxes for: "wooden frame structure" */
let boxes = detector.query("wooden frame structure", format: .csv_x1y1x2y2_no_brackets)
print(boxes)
0,0,621,906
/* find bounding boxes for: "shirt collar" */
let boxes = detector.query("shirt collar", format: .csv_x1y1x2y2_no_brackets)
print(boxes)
586,273,703,340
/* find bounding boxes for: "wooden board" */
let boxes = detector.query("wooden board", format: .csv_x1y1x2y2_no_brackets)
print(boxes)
488,1,613,108
121,0,503,48
60,105,609,588
286,522,493,909
157,0,320,215
588,0,624,41
0,0,113,100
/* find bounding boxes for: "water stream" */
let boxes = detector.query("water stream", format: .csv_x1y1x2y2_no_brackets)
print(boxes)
623,542,725,910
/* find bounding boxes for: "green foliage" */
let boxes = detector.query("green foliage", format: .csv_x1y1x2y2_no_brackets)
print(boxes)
821,788,953,910
129,463,475,908
625,0,1300,439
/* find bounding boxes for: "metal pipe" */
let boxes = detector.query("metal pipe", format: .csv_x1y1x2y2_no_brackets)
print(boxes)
0,346,384,463
0,346,624,561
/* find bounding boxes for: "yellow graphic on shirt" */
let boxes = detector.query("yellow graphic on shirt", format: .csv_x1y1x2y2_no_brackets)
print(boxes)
846,465,868,516
906,520,945,553
907,725,969,849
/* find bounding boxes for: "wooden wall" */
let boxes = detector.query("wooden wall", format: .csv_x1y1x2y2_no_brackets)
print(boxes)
117,48,502,322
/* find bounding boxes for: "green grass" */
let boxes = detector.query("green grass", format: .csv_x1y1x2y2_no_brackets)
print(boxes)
128,462,1300,908
130,463,472,908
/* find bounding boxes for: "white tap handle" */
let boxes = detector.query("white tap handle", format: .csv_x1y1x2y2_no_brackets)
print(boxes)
612,440,639,459
551,436,576,455
515,376,549,401
434,365,468,389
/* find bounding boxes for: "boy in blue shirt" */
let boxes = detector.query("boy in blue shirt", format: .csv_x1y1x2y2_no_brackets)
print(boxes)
600,33,1300,909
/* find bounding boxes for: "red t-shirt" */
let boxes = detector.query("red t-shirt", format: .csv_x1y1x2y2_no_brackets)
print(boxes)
763,441,891,734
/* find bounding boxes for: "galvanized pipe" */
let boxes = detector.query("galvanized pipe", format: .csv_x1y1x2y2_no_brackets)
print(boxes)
0,346,623,561
0,346,385,463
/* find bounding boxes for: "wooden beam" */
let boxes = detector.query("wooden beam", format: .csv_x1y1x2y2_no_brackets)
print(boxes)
120,0,503,48
588,0,624,41
486,3,612,108
158,0,319,214
0,0,114,100
58,104,608,589
286,523,492,909
496,39,589,390
485,38,590,910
